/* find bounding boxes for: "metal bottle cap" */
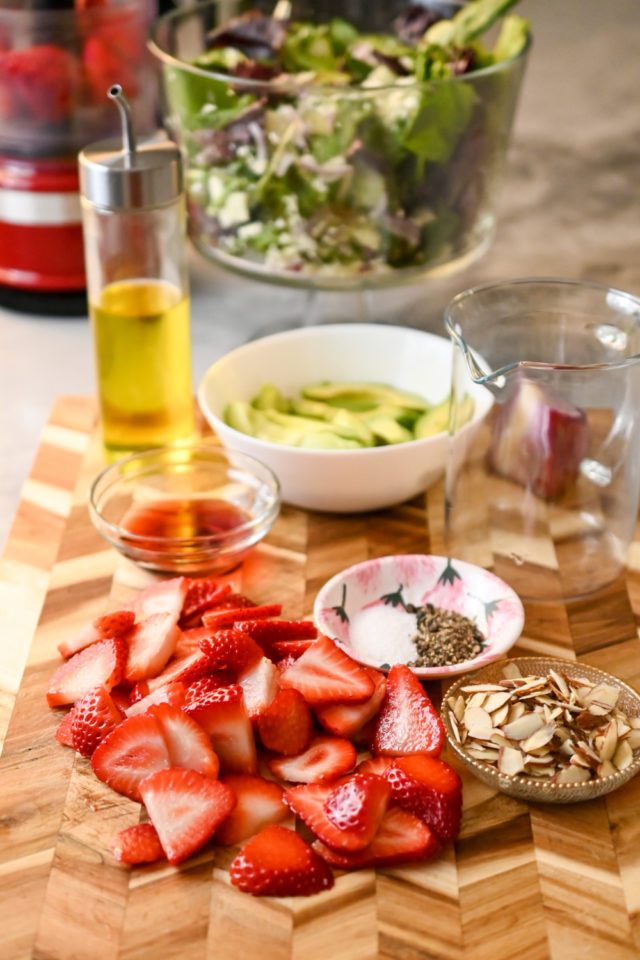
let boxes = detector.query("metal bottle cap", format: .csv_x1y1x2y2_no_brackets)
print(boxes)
78,85,183,211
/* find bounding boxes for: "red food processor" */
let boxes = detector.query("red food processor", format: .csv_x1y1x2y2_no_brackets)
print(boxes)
0,0,158,314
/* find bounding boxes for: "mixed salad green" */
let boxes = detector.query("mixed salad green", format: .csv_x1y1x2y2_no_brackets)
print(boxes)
163,0,530,280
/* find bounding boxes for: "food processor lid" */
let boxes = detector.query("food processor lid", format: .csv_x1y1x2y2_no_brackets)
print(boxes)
78,85,182,210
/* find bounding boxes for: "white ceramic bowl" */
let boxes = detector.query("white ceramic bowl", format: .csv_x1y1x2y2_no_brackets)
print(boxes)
313,554,525,678
198,323,492,513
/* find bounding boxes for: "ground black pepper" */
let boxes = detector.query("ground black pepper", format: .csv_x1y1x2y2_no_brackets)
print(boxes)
405,602,485,667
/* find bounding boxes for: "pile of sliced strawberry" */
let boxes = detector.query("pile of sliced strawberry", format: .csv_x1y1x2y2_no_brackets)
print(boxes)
47,576,462,897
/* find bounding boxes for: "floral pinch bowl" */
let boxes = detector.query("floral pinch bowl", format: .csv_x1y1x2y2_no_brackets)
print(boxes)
313,554,525,680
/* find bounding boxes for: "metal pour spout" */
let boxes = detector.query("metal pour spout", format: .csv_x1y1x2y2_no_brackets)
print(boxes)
108,84,136,162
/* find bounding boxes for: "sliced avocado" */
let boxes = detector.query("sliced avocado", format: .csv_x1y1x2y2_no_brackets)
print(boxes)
301,381,429,412
366,415,414,445
251,383,290,413
263,409,368,446
331,409,376,446
357,403,422,431
290,397,338,420
413,398,451,438
224,400,259,437
413,394,474,438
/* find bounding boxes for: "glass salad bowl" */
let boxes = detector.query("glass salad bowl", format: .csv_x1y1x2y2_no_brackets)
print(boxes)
149,0,531,291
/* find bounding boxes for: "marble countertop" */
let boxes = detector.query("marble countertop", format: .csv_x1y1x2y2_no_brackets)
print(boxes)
1,0,639,554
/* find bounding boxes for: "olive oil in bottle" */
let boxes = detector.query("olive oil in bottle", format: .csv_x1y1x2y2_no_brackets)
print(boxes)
90,278,194,451
79,86,194,454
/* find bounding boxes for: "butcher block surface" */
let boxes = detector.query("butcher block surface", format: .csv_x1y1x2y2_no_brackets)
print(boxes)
1,396,640,960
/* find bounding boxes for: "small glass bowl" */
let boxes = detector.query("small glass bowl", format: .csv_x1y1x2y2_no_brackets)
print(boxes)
89,444,280,574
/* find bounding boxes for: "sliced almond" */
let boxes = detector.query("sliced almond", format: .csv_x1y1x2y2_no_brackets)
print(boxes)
521,724,555,753
498,745,525,776
613,739,633,771
502,712,545,741
594,720,618,762
555,765,591,784
463,706,493,740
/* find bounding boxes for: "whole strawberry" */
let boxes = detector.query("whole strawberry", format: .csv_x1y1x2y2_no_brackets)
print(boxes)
70,686,125,757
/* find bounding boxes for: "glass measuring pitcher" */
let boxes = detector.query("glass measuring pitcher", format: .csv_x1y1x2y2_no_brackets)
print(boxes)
444,279,640,603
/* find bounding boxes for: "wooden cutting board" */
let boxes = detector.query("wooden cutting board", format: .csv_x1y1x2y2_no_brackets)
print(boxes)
1,396,640,960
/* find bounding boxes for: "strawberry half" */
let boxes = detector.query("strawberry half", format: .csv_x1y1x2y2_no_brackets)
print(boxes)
237,656,280,722
149,702,219,779
385,755,463,841
58,610,135,659
370,664,444,757
215,774,288,846
111,822,164,865
91,713,171,801
70,686,125,757
268,735,356,784
198,629,263,675
132,577,189,624
236,619,317,658
202,604,282,631
125,681,187,718
286,774,390,852
55,708,76,747
183,684,257,774
257,688,313,756
312,806,441,870
46,637,128,707
315,667,387,739
278,635,375,707
324,774,391,848
230,824,334,897
123,612,180,684
179,580,231,628
140,768,236,866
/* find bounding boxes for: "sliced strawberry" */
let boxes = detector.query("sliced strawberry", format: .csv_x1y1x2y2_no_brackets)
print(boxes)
286,773,390,852
198,629,263,675
110,686,133,713
257,688,313,756
123,613,180,684
125,681,187,718
70,686,125,757
58,610,135,658
183,684,257,774
91,713,171,801
144,651,230,696
215,774,288,846
140,768,236,866
206,591,257,611
55,708,76,747
111,822,164,865
277,655,297,675
149,702,219,779
315,667,387,739
237,619,317,658
202,604,282,631
179,580,231,628
132,577,189,623
174,627,212,660
2,45,80,123
230,824,334,897
268,735,356,784
324,774,391,847
355,756,395,778
385,755,462,841
278,635,374,707
237,656,280,722
313,806,441,870
184,674,230,703
270,639,315,660
46,637,128,707
370,664,444,757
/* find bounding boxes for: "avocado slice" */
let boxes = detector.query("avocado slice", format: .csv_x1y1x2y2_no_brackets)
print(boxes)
366,415,414,445
301,381,429,412
413,394,474,438
251,383,291,413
